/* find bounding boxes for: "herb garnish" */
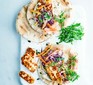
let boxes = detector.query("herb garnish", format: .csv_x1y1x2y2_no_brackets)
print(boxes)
36,50,40,54
56,57,64,62
37,78,40,80
68,56,77,67
58,23,84,43
28,40,31,43
40,72,42,74
56,42,59,44
58,64,64,72
46,43,49,46
49,62,57,66
55,12,65,25
38,16,43,23
70,56,76,61
66,69,79,82
44,13,51,20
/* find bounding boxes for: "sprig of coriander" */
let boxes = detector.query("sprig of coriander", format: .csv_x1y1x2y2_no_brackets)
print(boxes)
58,23,84,43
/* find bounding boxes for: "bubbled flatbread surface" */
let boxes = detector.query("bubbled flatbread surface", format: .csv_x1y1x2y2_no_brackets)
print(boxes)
16,5,51,43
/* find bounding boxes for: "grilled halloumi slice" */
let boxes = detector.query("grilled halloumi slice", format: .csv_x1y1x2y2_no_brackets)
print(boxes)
26,48,35,57
19,71,34,84
46,66,58,80
21,48,38,72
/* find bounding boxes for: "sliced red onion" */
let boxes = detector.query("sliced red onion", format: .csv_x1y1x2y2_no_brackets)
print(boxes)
48,19,54,25
48,50,53,55
49,56,55,61
42,62,45,67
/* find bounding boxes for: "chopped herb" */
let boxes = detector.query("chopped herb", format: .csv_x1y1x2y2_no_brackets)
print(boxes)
49,62,57,66
70,56,76,60
38,16,43,23
68,62,75,67
56,42,59,44
59,12,64,18
68,56,77,67
44,13,51,20
66,69,79,82
58,23,84,43
36,50,40,54
46,43,49,46
56,57,64,62
55,12,65,25
44,34,48,37
55,17,65,24
40,72,42,74
28,40,31,43
37,78,40,80
58,68,61,72
58,66,63,72
58,65,64,72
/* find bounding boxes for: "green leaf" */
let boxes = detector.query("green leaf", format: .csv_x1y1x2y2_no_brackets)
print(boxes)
59,12,64,18
58,64,64,72
36,50,40,54
54,12,66,25
58,23,84,43
38,16,43,23
70,56,76,60
67,56,77,68
49,62,56,66
44,13,51,20
56,57,64,61
66,69,79,82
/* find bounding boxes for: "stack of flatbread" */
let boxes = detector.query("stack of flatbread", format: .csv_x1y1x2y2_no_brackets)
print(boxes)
16,0,71,43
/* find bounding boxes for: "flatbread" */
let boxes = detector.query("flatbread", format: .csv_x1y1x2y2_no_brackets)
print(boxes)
37,45,77,85
16,5,51,43
27,0,71,34
19,71,35,84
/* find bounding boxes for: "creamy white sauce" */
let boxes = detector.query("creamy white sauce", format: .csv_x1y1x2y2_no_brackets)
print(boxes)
52,0,65,16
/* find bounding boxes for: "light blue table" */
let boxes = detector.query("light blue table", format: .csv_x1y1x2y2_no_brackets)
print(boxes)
0,0,93,85
0,0,30,85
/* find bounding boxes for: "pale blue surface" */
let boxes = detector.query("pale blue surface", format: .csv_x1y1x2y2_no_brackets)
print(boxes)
0,0,30,85
0,0,93,85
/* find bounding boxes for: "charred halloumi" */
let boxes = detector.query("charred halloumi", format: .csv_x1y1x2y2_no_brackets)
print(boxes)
19,71,34,84
21,48,38,72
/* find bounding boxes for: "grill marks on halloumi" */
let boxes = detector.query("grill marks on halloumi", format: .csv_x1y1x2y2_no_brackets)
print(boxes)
19,71,35,84
21,48,38,72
